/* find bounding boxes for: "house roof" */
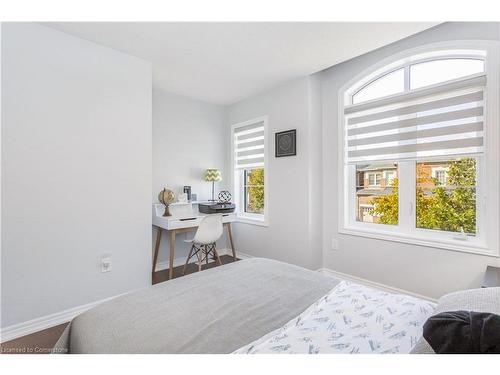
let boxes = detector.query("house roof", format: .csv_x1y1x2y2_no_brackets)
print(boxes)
356,187,394,196
356,164,397,172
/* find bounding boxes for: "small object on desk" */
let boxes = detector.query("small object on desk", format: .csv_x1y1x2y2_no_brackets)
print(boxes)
482,266,500,288
158,188,175,216
178,192,188,203
218,190,232,203
191,193,197,201
183,186,192,201
204,168,221,202
198,202,235,214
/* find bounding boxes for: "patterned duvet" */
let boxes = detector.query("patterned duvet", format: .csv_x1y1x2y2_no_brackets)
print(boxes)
234,281,436,354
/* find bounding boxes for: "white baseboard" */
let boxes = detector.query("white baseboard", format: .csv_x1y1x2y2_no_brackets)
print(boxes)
317,268,437,303
223,253,434,302
0,293,126,343
230,249,253,260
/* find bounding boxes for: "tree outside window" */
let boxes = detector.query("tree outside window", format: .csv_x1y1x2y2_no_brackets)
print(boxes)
369,158,477,234
244,168,264,214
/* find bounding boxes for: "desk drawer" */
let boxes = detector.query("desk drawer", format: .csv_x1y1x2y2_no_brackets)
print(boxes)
221,213,236,223
168,217,202,229
154,213,236,230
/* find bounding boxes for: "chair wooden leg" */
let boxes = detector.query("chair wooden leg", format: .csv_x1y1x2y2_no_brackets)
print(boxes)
197,245,203,272
183,244,195,275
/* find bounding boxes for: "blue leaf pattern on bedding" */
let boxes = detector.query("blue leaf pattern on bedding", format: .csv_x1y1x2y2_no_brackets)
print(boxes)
233,281,435,354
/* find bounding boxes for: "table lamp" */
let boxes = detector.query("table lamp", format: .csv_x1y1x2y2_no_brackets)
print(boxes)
204,168,221,202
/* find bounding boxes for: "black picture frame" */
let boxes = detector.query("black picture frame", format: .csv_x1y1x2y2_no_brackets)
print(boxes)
275,129,297,157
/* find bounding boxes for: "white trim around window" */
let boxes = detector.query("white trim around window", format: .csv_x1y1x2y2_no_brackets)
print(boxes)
230,116,269,226
337,40,500,257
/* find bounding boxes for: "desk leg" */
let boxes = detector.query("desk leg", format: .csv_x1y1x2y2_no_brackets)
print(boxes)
168,230,176,280
153,227,162,274
226,223,236,260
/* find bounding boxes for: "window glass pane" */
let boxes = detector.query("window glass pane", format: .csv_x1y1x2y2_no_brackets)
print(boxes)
368,174,375,186
385,171,396,186
244,168,264,214
352,68,405,104
410,59,484,90
356,163,399,224
416,158,476,234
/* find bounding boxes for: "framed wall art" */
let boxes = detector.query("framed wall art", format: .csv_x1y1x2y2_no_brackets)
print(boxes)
275,129,297,157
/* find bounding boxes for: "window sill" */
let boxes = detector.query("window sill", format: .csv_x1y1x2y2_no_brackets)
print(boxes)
339,226,499,257
236,215,269,227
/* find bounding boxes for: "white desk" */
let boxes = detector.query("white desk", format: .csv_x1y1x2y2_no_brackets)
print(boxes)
152,203,236,279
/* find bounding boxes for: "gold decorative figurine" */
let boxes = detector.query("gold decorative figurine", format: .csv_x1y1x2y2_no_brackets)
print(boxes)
158,188,175,216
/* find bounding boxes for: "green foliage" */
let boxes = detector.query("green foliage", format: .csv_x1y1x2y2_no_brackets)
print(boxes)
371,178,399,225
370,159,476,234
246,168,265,213
416,158,476,234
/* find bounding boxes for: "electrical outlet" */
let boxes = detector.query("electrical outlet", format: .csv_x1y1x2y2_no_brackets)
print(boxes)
331,238,339,251
101,256,112,273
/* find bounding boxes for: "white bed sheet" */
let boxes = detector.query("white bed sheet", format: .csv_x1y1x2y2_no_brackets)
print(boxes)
234,281,436,354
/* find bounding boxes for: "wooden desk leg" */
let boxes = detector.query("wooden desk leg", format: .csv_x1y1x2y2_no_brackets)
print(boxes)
168,230,176,280
153,227,162,274
226,223,236,260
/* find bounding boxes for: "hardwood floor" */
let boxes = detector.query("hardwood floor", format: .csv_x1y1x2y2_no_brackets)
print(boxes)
1,255,238,354
152,254,239,284
1,323,69,354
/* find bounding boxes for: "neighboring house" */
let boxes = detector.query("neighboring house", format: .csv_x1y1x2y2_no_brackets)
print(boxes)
356,162,449,223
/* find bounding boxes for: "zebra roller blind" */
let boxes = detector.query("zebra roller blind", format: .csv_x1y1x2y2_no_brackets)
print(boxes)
233,120,265,169
345,75,486,164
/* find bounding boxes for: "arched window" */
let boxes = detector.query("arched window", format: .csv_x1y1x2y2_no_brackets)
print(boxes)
338,43,499,256
352,68,405,104
350,53,485,105
409,58,484,89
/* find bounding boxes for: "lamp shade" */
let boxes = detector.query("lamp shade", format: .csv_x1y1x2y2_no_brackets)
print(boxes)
204,168,221,182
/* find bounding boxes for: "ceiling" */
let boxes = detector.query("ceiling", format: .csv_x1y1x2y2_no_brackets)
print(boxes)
44,22,438,105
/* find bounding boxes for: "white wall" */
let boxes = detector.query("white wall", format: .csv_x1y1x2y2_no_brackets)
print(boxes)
320,22,500,300
1,23,152,328
152,89,227,265
225,77,323,270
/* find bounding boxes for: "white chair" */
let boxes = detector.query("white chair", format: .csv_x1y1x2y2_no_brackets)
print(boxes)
183,214,224,274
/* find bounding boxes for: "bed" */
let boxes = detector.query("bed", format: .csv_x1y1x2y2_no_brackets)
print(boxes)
54,258,499,354
55,258,339,353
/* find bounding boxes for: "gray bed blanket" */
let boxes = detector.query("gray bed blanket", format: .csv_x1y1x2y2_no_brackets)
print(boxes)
54,258,339,353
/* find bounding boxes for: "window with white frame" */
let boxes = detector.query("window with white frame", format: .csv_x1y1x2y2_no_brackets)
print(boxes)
385,170,396,185
432,167,449,185
232,117,268,224
367,172,382,186
340,43,499,255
